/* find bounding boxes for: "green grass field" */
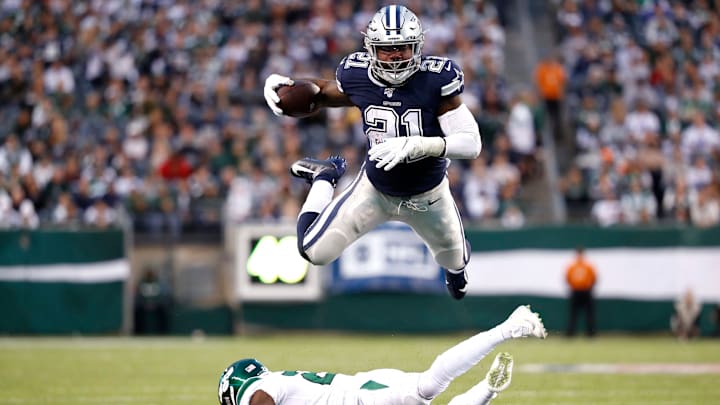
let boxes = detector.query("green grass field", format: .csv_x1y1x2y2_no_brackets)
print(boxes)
1,334,719,404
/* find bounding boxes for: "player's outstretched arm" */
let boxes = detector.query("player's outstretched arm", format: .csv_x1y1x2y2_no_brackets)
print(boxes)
306,78,353,108
263,74,353,116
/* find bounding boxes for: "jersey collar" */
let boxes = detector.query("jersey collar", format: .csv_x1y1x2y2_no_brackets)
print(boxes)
367,68,389,87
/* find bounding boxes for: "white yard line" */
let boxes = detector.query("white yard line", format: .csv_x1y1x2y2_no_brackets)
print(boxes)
519,363,720,374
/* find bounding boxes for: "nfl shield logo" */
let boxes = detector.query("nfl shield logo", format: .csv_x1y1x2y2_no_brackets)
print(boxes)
384,88,395,98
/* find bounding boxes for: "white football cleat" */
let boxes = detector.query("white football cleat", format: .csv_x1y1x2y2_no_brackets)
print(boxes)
486,352,514,393
501,305,547,339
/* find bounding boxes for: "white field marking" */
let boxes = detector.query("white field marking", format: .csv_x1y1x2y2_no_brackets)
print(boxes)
1,394,206,403
0,337,214,348
519,363,720,374
47,384,203,393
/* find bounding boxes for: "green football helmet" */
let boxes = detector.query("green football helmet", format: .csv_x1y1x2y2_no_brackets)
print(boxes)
218,358,269,405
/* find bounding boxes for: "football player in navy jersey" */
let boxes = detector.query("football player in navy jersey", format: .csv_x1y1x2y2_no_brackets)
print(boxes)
263,5,482,300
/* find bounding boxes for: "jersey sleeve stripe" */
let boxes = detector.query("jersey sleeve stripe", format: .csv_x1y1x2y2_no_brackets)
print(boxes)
335,59,346,94
234,376,262,405
441,79,462,96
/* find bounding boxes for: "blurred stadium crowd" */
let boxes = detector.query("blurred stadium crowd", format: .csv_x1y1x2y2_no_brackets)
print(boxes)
0,0,532,235
0,0,718,236
555,0,720,227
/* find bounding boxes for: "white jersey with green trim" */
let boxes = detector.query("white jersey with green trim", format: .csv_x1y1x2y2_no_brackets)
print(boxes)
236,369,428,405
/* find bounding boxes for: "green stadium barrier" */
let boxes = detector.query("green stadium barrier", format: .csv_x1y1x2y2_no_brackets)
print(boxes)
241,294,718,334
464,224,720,251
169,304,234,335
240,224,720,334
6,225,713,334
0,229,128,334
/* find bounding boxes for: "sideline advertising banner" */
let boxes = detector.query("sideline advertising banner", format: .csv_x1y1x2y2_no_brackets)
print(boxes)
330,222,444,294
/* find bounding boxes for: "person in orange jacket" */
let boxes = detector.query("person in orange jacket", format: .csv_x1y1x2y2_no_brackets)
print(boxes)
534,52,567,141
565,246,597,336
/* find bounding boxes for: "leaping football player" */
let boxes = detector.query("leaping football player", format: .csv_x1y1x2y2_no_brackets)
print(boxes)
263,4,482,300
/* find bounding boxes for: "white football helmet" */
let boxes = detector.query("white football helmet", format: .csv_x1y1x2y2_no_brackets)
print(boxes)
363,5,424,85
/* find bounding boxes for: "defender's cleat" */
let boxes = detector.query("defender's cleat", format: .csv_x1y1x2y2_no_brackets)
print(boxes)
486,352,514,393
501,305,547,339
290,156,347,187
445,269,468,300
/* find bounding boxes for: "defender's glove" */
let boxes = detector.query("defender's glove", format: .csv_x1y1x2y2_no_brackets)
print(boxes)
263,74,294,116
368,136,446,171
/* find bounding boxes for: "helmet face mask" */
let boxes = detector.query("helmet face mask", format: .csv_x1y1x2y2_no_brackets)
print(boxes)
218,359,269,405
363,5,424,86
375,44,414,72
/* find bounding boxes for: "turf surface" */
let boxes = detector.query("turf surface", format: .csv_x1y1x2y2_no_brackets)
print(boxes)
1,334,718,404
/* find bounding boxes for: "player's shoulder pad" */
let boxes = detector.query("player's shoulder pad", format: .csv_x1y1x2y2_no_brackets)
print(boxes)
419,56,465,98
336,52,372,93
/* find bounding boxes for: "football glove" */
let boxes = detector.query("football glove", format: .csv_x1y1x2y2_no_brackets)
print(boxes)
368,136,445,171
263,74,294,116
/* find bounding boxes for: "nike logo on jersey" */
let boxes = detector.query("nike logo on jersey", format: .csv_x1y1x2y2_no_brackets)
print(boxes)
428,197,442,205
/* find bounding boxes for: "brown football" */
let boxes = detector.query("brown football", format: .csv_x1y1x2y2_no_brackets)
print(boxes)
277,80,320,118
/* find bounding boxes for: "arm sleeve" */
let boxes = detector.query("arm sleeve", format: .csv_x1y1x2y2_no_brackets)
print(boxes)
438,103,482,159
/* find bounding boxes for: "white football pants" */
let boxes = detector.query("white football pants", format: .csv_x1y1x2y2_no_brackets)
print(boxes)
299,168,469,271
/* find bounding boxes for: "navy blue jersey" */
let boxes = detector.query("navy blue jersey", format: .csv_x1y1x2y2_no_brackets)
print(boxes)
336,52,465,197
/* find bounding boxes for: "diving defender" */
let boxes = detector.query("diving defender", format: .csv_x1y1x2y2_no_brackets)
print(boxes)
218,305,547,405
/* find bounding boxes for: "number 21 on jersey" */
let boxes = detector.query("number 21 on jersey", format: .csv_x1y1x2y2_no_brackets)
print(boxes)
365,106,423,146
